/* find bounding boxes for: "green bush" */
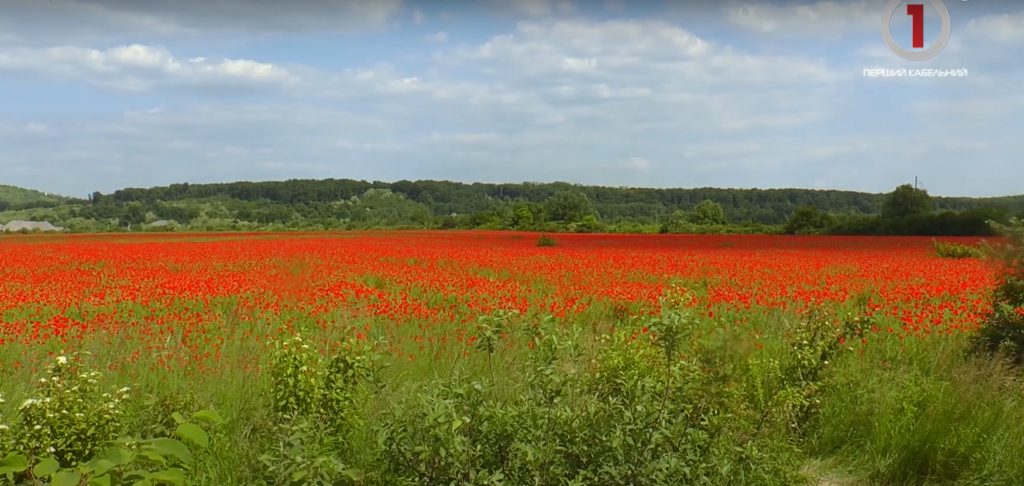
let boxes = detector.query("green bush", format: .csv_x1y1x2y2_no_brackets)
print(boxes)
369,296,864,485
974,218,1024,364
1,356,129,467
0,355,221,485
536,234,557,247
932,239,982,259
260,335,371,485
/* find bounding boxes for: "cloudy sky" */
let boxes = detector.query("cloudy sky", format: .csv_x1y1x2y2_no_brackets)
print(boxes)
0,0,1021,198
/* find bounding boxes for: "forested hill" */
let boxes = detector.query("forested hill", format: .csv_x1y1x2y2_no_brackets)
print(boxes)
99,179,1024,225
0,184,60,205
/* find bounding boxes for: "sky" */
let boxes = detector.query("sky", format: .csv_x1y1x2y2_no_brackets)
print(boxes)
0,0,1021,198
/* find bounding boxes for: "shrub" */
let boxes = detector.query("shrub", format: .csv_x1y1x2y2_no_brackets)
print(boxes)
784,206,836,235
0,355,219,485
932,239,982,259
536,234,557,247
372,302,836,485
260,335,371,485
974,218,1024,364
0,355,129,467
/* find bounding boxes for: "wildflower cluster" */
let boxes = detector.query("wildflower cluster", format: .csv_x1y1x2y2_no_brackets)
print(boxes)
4,355,130,466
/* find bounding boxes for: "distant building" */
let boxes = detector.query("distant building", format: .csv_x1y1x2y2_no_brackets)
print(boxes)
0,220,65,232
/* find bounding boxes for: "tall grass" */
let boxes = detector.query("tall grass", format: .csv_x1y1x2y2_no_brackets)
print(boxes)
1,295,1022,484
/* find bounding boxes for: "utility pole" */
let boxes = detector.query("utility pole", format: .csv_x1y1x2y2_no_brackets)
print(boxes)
914,176,918,189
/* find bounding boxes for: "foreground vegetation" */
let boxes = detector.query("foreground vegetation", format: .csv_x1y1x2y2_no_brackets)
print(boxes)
2,179,1021,236
0,223,1021,485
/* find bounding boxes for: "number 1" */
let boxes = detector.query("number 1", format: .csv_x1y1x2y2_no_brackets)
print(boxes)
907,4,924,48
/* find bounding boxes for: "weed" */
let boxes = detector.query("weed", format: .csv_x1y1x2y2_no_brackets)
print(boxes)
536,234,557,247
932,239,982,259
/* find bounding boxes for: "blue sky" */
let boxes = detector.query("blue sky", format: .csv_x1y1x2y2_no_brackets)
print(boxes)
0,0,1021,198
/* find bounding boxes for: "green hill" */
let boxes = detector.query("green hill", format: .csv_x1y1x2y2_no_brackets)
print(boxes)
0,184,59,205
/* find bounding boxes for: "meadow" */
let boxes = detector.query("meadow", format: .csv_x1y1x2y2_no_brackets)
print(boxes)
1,231,1021,486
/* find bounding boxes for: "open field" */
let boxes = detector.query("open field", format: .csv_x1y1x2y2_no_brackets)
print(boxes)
1,231,1021,485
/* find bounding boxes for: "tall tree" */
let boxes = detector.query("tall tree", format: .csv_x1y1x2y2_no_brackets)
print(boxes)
662,209,690,233
882,184,933,219
544,191,595,223
784,206,837,235
689,200,728,225
120,202,147,228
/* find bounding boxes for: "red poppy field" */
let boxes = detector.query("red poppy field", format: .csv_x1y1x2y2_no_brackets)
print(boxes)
6,230,1024,485
0,231,995,376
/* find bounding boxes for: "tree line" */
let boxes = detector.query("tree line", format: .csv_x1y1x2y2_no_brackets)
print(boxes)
3,179,1021,235
88,179,1024,226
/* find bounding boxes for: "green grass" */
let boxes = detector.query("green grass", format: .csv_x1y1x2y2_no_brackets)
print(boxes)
1,295,1022,485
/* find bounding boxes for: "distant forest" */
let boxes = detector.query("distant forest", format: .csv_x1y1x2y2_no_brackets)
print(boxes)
1,178,1022,235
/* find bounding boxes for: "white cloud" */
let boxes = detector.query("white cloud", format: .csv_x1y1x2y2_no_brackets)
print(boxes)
424,32,448,44
967,12,1024,42
25,122,49,133
0,44,298,91
432,19,843,133
440,19,841,91
0,0,404,45
723,0,889,37
413,8,426,26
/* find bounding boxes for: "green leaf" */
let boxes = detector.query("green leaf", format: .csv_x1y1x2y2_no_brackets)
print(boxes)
0,453,28,474
171,412,186,424
175,422,209,449
342,469,365,481
33,457,60,477
148,468,186,485
52,471,83,486
124,469,151,479
139,451,168,466
150,438,194,465
192,409,225,424
94,459,118,476
95,447,134,466
88,475,113,486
